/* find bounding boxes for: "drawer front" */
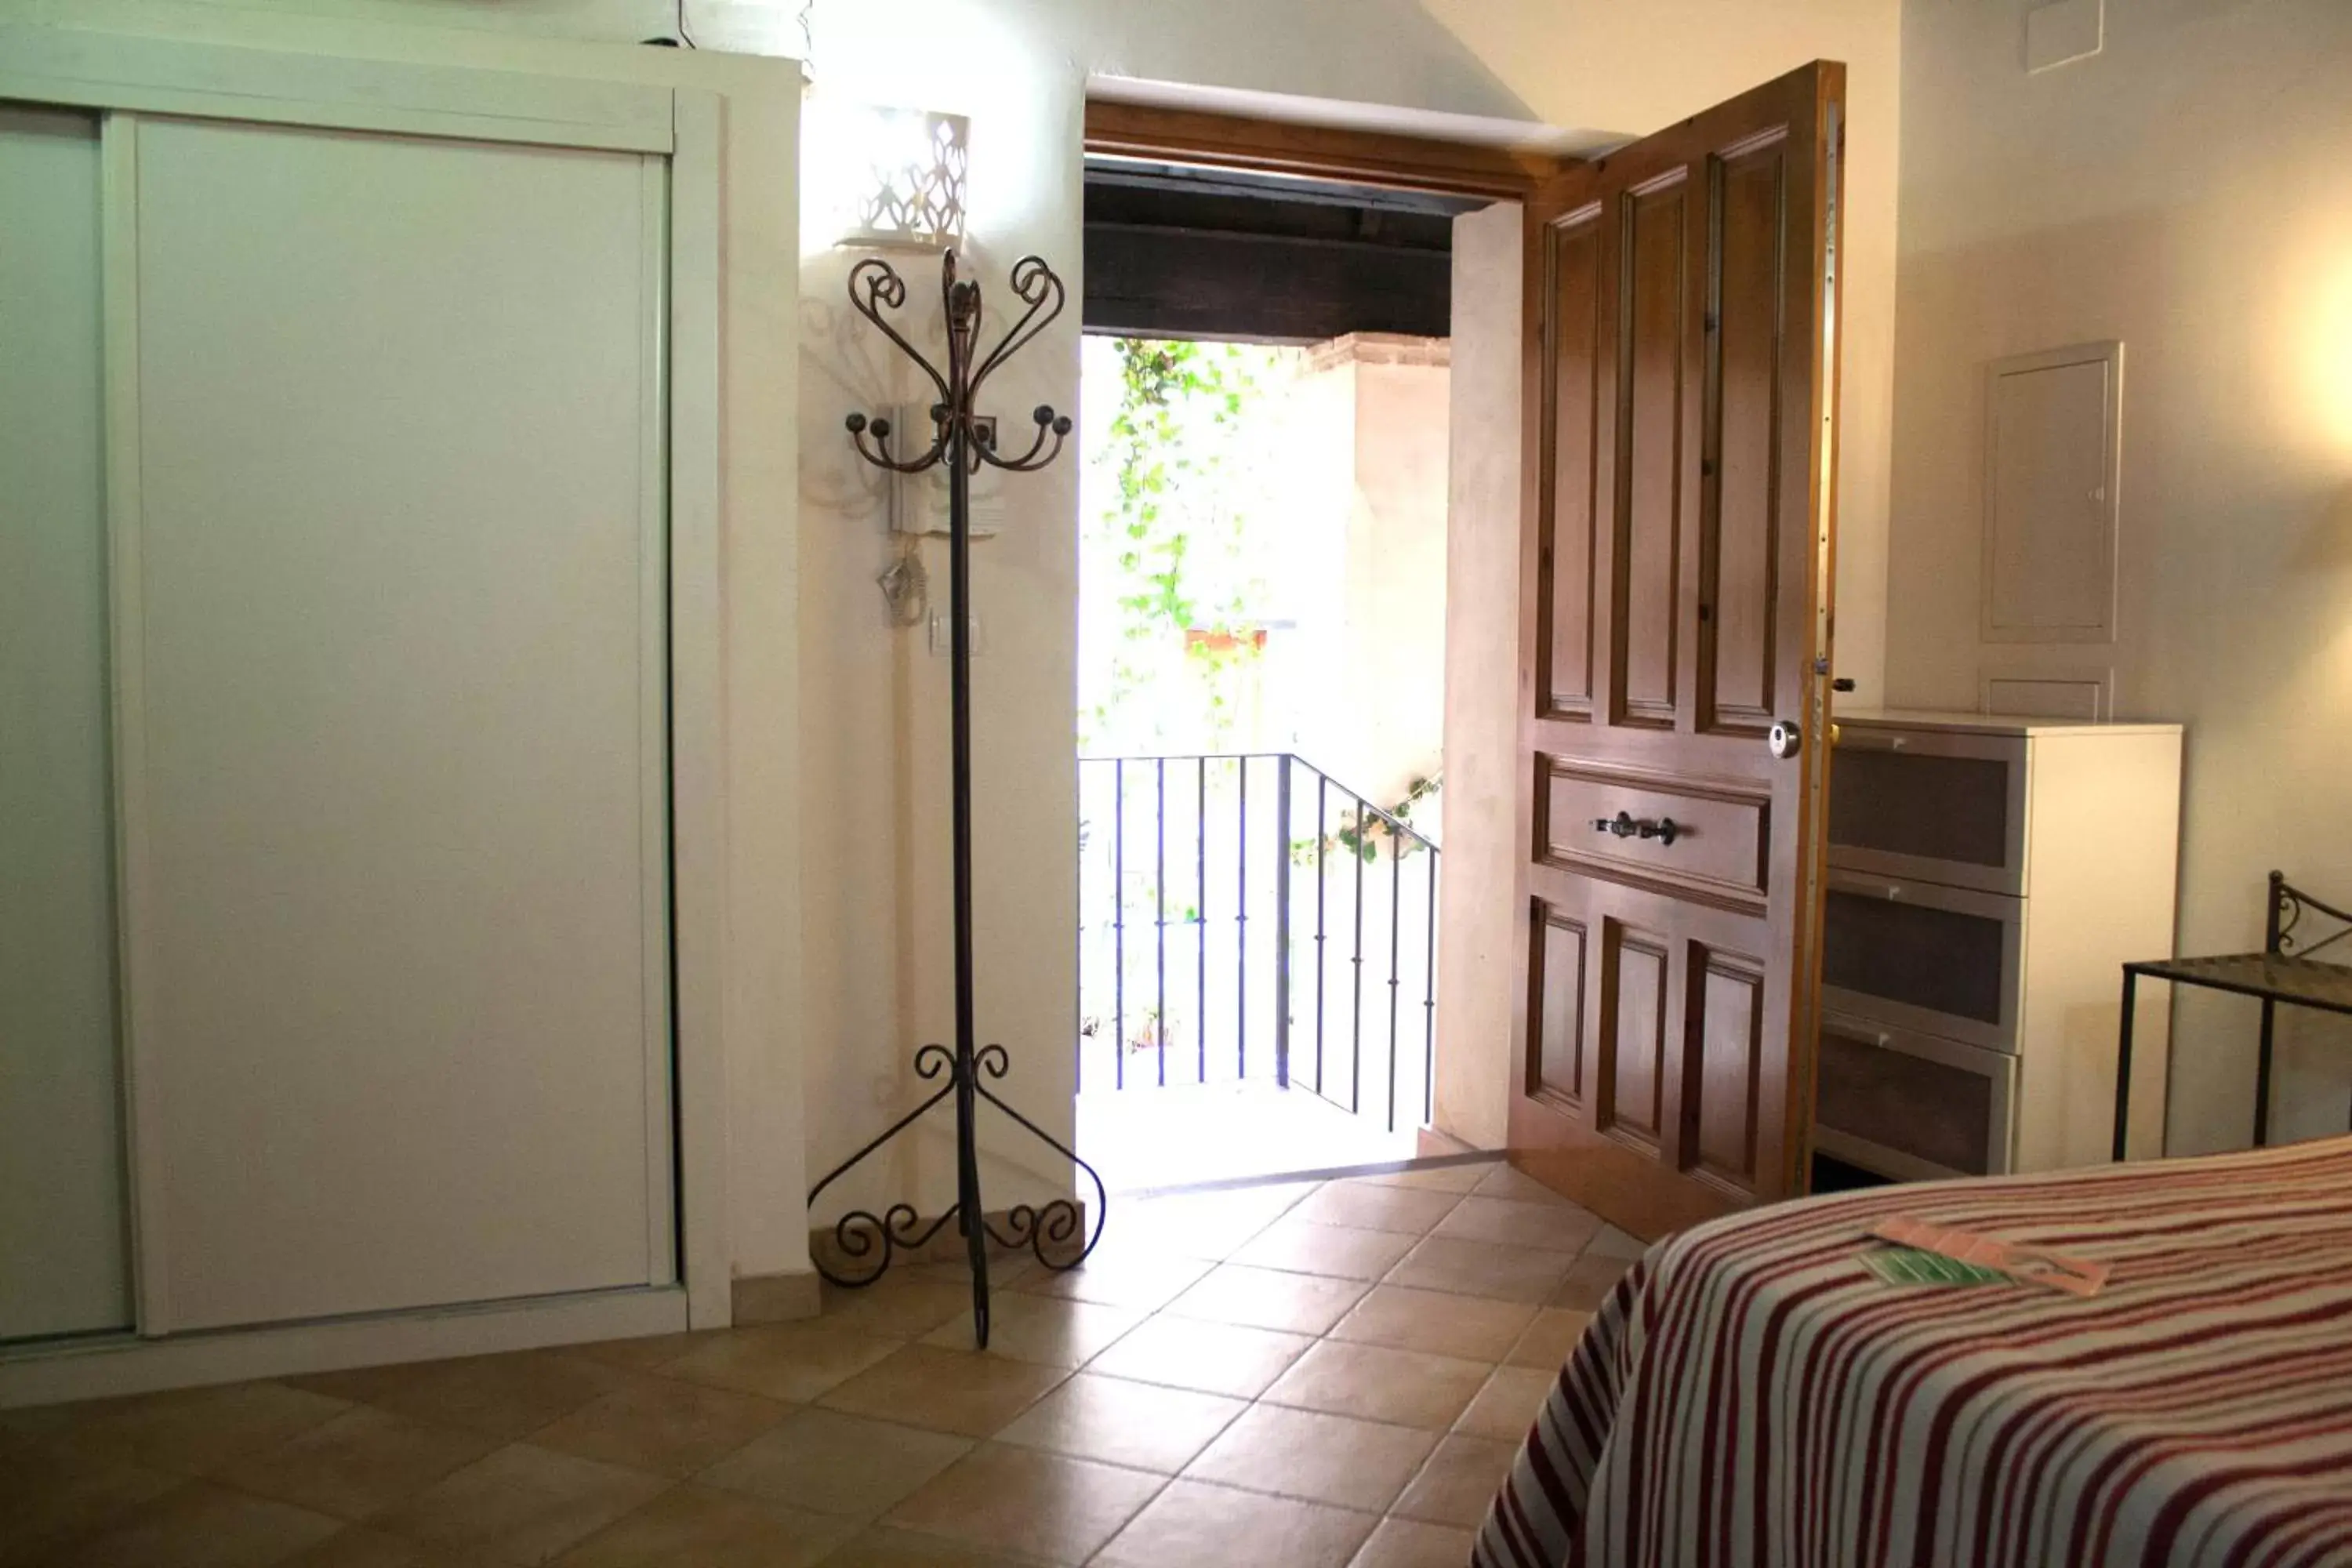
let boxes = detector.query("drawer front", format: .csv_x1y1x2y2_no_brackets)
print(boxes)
1828,726,2027,895
1812,1012,2016,1181
1538,760,1768,913
1821,869,2021,1052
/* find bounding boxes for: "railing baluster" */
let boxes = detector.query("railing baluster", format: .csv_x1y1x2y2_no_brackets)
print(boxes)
1236,756,1248,1082
1350,798,1366,1116
1196,757,1207,1088
1076,763,1086,1094
1425,848,1439,1127
1155,757,1167,1089
1314,772,1328,1098
1112,759,1125,1091
1274,755,1292,1091
1073,753,1439,1125
1388,831,1403,1134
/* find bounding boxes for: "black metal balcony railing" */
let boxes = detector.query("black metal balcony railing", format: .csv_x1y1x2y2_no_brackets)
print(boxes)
1076,753,1439,1133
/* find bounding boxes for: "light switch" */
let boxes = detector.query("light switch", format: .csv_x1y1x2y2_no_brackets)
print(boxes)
2026,0,2102,73
928,608,986,657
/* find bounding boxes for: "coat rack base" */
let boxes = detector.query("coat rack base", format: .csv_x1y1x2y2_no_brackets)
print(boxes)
805,1041,1107,1347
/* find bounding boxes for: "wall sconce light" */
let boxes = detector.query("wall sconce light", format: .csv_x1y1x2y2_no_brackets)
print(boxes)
826,103,967,252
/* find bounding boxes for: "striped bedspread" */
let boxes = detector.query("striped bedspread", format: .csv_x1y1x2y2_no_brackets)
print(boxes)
1475,1138,2352,1568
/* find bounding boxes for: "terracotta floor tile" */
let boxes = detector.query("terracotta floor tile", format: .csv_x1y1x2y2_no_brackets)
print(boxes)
282,1529,501,1567
1550,1252,1638,1312
1454,1367,1558,1443
916,1293,1144,1369
1348,1515,1479,1568
366,1355,627,1444
0,1397,118,1445
1120,1185,1312,1260
65,1479,341,1568
1432,1196,1603,1254
1081,1316,1314,1399
66,1381,352,1476
662,1320,902,1405
547,1483,855,1567
884,1443,1163,1565
1163,1264,1368,1335
1504,1308,1594,1370
815,1345,1066,1439
1228,1219,1420,1281
212,1406,499,1521
1327,1286,1537,1363
1181,1403,1436,1514
1290,1183,1462,1236
1385,1236,1577,1305
814,1524,1044,1567
993,1372,1244,1473
1261,1341,1490,1431
818,1275,979,1339
1468,1164,1578,1207
696,1407,969,1518
906,1255,1040,1293
1094,1478,1376,1568
0,1442,179,1567
1392,1433,1519,1528
550,1333,718,1374
1008,1247,1210,1311
369,1443,667,1566
285,1363,449,1410
1585,1224,1650,1260
1347,1163,1494,1195
526,1376,788,1479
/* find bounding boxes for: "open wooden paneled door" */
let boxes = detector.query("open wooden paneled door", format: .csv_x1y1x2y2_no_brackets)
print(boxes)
1508,64,1845,1239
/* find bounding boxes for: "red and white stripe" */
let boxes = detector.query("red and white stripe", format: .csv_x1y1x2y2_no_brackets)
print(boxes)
1474,1138,2352,1568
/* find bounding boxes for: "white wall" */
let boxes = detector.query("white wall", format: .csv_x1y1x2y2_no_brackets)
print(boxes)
1887,0,2352,1153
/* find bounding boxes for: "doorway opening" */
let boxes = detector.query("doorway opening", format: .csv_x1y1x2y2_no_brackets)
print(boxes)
1073,159,1476,1192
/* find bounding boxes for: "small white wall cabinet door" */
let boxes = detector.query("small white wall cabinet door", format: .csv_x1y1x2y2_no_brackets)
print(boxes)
119,114,674,1331
0,104,133,1342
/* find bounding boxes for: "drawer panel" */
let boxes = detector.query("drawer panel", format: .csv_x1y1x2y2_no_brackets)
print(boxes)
1821,869,2021,1052
1813,1012,2016,1181
1539,760,1768,912
1829,725,2027,895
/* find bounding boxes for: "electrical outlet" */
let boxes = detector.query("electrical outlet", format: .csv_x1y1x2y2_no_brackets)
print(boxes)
928,608,987,657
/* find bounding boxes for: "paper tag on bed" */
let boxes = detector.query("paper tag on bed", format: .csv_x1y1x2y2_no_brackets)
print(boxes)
1860,1246,2010,1287
1868,1216,2109,1298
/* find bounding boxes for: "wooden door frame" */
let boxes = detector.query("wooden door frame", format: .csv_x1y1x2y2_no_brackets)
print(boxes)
1082,99,1577,200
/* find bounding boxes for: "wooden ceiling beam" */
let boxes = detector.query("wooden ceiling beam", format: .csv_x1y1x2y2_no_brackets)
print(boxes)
1083,100,1573,201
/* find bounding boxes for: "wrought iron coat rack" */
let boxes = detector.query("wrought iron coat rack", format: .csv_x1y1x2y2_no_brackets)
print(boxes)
808,249,1105,1347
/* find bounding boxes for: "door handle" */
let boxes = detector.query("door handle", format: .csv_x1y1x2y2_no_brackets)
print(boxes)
1592,811,1679,847
1767,720,1802,760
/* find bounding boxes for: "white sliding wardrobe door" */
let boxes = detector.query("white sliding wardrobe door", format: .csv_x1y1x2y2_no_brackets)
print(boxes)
1,105,132,1342
121,116,673,1331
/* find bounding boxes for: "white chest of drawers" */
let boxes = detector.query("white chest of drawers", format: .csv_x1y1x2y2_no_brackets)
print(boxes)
1812,710,2183,1179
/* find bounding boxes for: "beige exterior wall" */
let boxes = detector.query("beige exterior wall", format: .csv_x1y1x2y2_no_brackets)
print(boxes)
1886,0,2352,1154
1287,337,1453,809
1434,202,1524,1150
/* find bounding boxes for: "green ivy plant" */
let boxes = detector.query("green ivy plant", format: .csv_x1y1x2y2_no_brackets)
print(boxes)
1293,774,1442,864
1082,338,1268,749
